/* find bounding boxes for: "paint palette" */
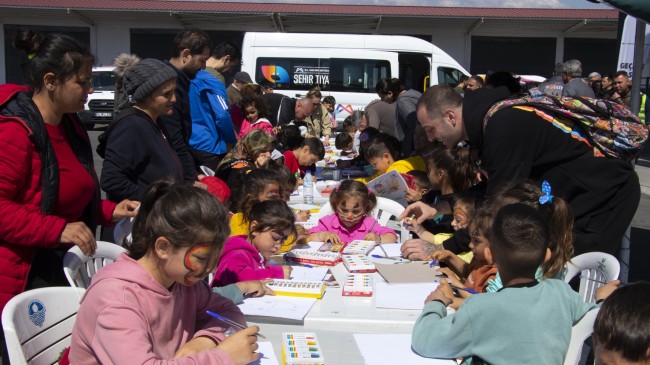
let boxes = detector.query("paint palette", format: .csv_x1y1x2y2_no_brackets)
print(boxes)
282,332,325,365
342,254,376,273
266,279,327,299
341,240,375,255
284,250,342,266
342,273,373,297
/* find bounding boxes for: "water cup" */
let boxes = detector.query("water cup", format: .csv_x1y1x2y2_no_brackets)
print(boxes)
332,169,341,181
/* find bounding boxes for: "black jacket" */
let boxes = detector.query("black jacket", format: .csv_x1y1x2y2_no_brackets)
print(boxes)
158,61,197,182
100,107,184,201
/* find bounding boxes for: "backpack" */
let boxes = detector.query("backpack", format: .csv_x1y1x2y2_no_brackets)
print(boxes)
483,94,649,162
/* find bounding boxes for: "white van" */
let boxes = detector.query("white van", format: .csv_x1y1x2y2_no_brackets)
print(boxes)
241,32,469,120
78,66,116,129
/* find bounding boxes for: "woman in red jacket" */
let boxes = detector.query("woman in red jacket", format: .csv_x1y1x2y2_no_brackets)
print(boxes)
0,30,137,360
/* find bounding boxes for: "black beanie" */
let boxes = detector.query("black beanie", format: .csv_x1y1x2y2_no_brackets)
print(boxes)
122,58,177,103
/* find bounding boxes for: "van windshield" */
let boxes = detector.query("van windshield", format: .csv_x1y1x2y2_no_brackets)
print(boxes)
91,71,116,91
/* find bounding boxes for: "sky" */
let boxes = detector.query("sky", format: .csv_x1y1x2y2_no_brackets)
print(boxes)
182,0,612,9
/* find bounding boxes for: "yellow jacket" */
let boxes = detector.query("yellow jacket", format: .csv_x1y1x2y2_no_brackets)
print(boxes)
356,155,426,184
229,212,296,253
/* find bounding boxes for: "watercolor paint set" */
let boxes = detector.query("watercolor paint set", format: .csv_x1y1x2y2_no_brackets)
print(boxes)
342,254,376,273
281,332,325,365
342,273,373,297
341,240,375,255
266,279,327,299
285,250,342,266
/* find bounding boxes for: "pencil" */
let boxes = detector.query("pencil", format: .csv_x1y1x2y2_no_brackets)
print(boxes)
206,311,267,339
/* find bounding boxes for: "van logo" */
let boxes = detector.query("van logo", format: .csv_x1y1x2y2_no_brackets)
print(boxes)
261,65,289,83
295,67,304,73
100,101,108,106
336,104,354,115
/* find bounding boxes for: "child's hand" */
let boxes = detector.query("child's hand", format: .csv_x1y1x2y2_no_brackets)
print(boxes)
282,265,293,279
363,232,380,243
405,188,422,203
425,283,453,307
318,232,342,245
431,249,455,263
437,267,463,288
437,279,455,299
174,336,217,358
404,216,424,234
595,280,620,302
235,279,275,297
295,210,311,222
217,326,261,365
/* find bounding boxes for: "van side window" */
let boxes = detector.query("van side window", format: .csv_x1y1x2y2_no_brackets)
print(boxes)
255,57,390,93
329,59,390,93
437,67,464,86
255,58,329,91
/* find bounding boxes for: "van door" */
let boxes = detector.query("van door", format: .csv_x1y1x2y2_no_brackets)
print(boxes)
250,49,397,120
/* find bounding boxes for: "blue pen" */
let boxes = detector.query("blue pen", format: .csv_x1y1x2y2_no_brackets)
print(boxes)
429,259,438,268
206,311,267,339
371,254,401,260
450,285,478,294
303,264,314,268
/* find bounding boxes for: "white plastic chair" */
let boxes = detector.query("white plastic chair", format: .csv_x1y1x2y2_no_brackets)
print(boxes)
2,287,85,365
562,308,600,365
63,241,126,288
317,196,408,241
564,252,620,304
113,216,134,247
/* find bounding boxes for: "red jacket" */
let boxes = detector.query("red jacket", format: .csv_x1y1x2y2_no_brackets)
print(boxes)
0,84,115,312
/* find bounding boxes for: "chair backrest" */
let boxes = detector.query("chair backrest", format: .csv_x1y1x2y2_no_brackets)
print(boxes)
2,287,86,365
564,252,620,303
562,308,600,365
113,216,135,247
63,241,126,288
317,196,409,241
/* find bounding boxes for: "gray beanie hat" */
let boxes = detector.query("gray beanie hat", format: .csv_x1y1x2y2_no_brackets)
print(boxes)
122,58,177,103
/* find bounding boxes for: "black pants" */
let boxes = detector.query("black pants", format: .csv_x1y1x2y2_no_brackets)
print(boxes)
573,172,640,257
191,149,226,172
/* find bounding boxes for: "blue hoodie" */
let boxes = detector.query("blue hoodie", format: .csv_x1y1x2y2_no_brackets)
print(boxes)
189,69,236,155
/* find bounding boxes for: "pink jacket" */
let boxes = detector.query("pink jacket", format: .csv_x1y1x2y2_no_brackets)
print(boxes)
213,235,283,286
309,214,395,243
238,117,273,139
70,253,243,365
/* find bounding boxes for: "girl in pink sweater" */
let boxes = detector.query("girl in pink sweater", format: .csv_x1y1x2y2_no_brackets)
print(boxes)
214,200,297,286
70,181,261,365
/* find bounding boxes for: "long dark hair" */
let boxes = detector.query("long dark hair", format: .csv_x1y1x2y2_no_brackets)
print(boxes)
129,180,230,278
13,29,94,91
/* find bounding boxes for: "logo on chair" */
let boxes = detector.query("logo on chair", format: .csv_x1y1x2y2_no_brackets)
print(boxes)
28,300,46,327
597,258,607,272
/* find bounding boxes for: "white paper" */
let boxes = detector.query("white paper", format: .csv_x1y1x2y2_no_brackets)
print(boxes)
288,203,321,211
353,334,456,365
238,296,317,321
289,266,328,281
248,341,279,365
374,282,439,310
369,243,403,257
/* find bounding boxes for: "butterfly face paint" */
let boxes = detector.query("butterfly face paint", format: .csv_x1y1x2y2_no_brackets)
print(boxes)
451,207,469,231
183,244,211,285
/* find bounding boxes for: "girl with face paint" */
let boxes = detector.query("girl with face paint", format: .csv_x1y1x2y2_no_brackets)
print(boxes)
70,181,262,365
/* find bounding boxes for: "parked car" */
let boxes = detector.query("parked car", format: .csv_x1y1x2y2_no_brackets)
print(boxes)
78,66,116,129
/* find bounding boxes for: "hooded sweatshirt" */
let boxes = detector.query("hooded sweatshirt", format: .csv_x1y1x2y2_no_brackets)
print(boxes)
70,253,242,365
213,235,284,286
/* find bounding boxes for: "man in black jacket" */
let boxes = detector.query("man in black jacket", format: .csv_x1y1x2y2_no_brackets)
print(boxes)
402,85,639,258
159,29,211,182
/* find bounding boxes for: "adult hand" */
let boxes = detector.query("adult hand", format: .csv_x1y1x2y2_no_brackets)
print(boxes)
174,336,217,358
437,278,455,299
405,188,422,203
217,326,261,365
59,222,96,255
401,238,438,261
235,279,275,297
399,201,438,225
112,199,139,222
